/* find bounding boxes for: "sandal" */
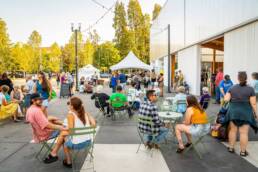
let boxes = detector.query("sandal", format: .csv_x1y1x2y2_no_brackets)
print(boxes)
184,143,192,148
240,151,249,157
176,147,185,153
43,154,58,164
63,160,72,168
227,147,235,153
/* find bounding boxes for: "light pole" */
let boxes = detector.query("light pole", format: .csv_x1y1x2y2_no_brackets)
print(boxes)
71,23,81,91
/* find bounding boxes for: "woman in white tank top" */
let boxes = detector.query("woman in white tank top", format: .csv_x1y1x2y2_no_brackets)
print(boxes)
44,97,96,168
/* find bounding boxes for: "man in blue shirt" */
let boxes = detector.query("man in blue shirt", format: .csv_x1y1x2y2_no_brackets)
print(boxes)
118,72,127,89
219,75,233,105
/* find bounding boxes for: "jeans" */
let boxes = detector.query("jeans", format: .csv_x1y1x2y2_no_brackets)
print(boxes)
112,86,116,93
65,140,91,150
145,127,169,144
215,86,221,103
110,106,133,117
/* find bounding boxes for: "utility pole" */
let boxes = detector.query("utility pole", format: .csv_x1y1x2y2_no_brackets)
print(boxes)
167,24,171,93
71,23,81,91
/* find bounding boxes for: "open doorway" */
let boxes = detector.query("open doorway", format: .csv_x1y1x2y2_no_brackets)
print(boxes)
201,37,224,96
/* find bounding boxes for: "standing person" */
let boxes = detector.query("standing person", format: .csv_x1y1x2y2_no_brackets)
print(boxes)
118,72,127,89
92,72,98,86
224,72,257,156
150,69,156,89
143,71,150,89
251,72,258,99
56,73,60,89
0,73,13,94
110,73,118,93
138,90,169,149
215,68,224,104
34,71,52,117
178,70,184,86
174,72,179,90
157,73,164,97
67,72,74,96
219,75,233,106
60,72,66,85
11,85,24,115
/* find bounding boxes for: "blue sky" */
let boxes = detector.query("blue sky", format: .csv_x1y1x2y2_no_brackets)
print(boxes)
0,0,166,46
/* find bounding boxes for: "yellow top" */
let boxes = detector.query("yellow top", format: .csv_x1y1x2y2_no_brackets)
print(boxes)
191,107,208,124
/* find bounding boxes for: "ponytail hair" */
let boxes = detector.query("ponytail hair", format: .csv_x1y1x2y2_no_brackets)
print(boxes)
238,71,247,87
70,97,86,125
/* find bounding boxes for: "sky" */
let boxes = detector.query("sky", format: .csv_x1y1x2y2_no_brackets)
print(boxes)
0,0,166,47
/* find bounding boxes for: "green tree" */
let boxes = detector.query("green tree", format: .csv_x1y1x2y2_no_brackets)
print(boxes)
41,43,61,72
93,41,120,70
127,0,150,63
113,1,133,58
80,39,95,66
0,18,13,72
152,3,162,20
27,30,42,72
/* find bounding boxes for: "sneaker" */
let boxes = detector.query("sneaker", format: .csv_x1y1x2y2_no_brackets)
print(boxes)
44,154,58,164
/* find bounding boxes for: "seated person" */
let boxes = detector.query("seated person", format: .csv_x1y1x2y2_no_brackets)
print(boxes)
26,93,66,143
199,87,211,110
109,85,133,118
127,82,142,110
173,86,187,113
0,85,22,122
175,95,210,153
11,85,24,114
138,90,169,149
91,85,110,115
84,81,93,93
44,97,96,167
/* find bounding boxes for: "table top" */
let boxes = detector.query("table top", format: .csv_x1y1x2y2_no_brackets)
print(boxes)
165,97,175,101
158,111,183,119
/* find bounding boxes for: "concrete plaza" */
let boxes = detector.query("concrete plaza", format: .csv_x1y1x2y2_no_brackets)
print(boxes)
0,86,257,172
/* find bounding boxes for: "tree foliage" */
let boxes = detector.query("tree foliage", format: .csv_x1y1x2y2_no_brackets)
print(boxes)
152,3,162,20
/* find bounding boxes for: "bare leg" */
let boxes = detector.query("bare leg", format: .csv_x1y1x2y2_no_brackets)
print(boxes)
228,122,238,149
63,146,72,164
239,124,249,152
185,133,192,143
51,131,68,156
175,124,191,149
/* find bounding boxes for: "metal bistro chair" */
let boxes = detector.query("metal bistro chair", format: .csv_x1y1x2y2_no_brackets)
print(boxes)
35,133,58,161
136,115,159,156
183,115,216,159
68,126,96,172
110,98,128,121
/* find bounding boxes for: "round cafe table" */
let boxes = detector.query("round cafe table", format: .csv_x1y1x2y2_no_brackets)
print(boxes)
158,111,183,144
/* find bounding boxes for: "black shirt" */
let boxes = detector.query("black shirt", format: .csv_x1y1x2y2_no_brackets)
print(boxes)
0,78,13,94
91,93,110,108
229,84,255,102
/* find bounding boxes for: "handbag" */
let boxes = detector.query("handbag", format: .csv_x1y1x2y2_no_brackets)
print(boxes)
51,90,57,99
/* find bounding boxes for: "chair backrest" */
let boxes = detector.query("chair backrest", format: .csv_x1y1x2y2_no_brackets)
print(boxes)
176,99,187,113
137,115,158,136
176,99,187,105
69,126,96,138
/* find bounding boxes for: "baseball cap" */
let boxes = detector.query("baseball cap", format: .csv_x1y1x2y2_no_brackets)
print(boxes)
30,93,43,100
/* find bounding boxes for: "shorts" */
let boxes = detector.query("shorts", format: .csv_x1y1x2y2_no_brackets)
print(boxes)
42,99,49,107
190,124,210,136
49,130,60,140
65,139,91,150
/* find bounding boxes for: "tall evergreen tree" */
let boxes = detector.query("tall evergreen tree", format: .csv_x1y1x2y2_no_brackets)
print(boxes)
113,1,133,58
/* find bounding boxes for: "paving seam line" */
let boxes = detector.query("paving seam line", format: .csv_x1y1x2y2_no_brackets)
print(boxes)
0,142,30,165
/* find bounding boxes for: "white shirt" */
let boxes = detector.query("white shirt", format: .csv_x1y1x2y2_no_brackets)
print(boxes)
0,92,6,105
26,79,35,94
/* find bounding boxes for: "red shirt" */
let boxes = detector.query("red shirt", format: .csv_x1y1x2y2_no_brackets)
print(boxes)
26,105,52,143
215,72,223,87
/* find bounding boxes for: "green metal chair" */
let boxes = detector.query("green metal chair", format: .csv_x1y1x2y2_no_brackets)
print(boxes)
136,115,159,156
183,115,216,159
35,135,58,161
68,126,96,172
110,98,128,121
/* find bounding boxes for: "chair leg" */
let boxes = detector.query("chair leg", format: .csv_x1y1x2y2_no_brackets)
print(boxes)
35,142,46,160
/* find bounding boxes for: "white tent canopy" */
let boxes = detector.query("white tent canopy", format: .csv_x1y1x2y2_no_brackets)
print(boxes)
78,64,100,80
110,51,151,71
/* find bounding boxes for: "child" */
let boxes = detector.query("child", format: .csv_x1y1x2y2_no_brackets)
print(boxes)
10,85,24,116
199,87,211,110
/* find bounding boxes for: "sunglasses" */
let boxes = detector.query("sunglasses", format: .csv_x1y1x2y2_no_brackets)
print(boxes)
67,101,70,105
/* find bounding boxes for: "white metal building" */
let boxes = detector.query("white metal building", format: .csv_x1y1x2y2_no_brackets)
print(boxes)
150,0,258,95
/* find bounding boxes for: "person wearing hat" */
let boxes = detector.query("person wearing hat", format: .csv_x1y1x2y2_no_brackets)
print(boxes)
26,93,67,144
219,75,233,106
